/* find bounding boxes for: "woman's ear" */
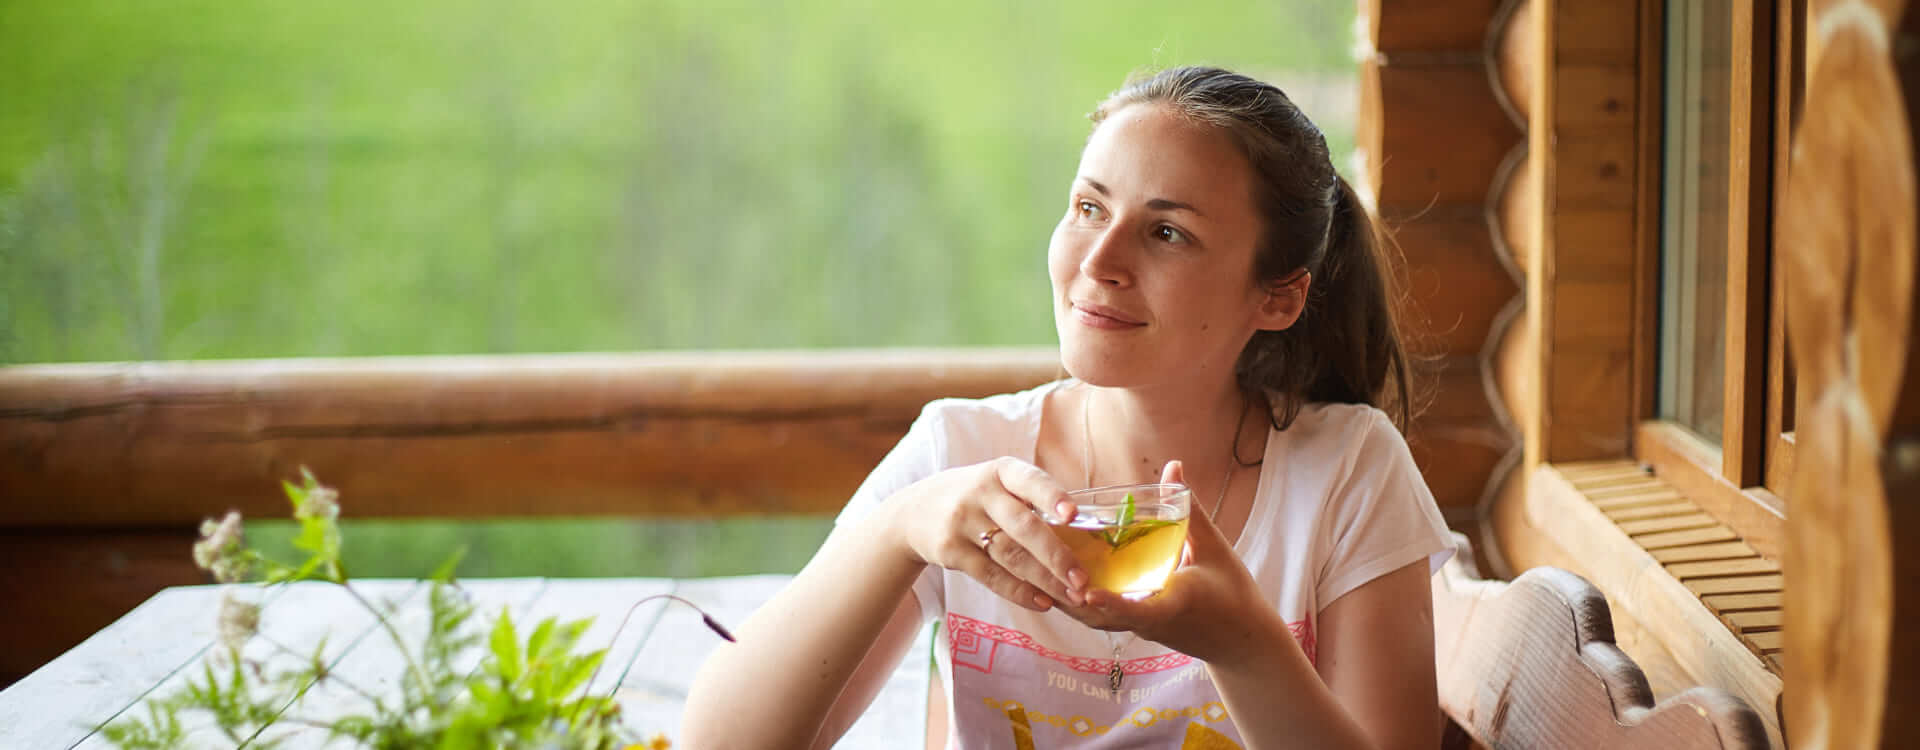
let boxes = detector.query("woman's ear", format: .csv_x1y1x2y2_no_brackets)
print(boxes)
1254,270,1311,331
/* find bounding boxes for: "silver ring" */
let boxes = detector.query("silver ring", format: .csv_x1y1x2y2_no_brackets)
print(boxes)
977,527,1002,551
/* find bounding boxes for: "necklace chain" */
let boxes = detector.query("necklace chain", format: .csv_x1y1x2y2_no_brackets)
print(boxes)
1080,383,1249,692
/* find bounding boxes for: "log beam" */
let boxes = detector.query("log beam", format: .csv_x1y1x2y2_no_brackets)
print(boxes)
0,350,1063,525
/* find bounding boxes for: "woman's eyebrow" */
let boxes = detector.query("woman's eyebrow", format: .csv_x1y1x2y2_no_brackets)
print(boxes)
1146,198,1202,216
1079,178,1205,217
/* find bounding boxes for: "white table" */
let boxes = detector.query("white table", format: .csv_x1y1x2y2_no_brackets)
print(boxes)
0,576,932,749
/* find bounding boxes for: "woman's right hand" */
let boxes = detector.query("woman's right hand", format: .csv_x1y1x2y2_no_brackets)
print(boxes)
881,457,1089,612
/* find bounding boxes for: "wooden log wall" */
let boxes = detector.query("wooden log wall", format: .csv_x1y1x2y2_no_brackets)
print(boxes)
1777,0,1920,745
1486,0,1661,575
1357,0,1523,561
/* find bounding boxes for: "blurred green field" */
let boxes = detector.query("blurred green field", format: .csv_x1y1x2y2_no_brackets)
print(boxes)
2,0,1355,577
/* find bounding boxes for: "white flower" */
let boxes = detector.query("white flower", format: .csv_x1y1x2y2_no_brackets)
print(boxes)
193,511,247,583
192,519,220,569
300,484,340,522
217,592,261,653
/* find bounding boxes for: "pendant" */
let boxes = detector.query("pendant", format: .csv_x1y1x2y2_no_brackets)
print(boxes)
1108,661,1124,692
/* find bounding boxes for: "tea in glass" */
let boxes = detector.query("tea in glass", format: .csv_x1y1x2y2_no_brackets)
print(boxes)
1050,483,1192,597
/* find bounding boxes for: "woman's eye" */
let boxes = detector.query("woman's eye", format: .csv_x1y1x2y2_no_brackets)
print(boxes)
1155,225,1188,244
1076,200,1104,220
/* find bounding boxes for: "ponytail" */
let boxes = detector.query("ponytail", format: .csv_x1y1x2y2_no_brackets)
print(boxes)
1234,177,1411,430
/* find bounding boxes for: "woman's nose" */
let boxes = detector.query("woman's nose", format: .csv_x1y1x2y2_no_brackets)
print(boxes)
1079,226,1132,287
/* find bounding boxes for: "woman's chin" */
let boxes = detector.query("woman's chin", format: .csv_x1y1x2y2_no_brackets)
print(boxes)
1058,344,1145,387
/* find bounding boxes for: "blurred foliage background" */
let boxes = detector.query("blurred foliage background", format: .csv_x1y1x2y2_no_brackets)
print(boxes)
1,0,1356,578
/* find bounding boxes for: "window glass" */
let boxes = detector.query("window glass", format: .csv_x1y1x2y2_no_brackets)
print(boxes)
1659,0,1732,444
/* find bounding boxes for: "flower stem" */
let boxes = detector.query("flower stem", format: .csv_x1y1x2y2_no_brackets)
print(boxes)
570,593,733,728
340,581,433,699
256,634,386,707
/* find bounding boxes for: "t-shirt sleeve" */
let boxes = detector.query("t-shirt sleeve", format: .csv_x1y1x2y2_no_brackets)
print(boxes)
834,401,949,626
1313,409,1455,609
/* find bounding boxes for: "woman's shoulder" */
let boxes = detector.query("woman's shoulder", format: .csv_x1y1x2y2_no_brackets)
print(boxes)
1279,401,1411,464
919,378,1070,426
1286,400,1395,437
909,379,1068,464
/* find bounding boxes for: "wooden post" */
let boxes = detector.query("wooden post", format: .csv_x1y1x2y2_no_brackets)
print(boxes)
1777,0,1920,745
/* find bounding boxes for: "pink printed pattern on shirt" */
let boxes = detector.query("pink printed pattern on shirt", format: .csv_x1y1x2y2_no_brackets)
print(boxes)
1289,618,1316,665
949,613,1316,677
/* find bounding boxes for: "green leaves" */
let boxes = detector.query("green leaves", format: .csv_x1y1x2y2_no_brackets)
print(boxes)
488,610,522,684
447,606,617,748
1097,492,1175,549
428,546,467,585
1097,493,1135,546
280,468,344,583
106,470,644,750
98,698,184,749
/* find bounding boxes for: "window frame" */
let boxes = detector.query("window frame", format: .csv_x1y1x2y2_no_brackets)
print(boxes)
1633,0,1803,562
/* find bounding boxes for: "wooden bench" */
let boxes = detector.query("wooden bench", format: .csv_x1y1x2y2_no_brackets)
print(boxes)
1432,534,1771,749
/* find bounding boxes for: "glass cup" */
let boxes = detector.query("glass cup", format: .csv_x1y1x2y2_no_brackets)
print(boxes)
1048,483,1193,598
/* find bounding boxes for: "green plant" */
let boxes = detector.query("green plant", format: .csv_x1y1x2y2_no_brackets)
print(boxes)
103,470,719,750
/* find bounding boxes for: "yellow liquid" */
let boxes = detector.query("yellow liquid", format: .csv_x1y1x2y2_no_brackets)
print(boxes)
1049,508,1189,595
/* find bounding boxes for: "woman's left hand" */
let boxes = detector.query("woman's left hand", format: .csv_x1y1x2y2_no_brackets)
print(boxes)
1059,460,1279,664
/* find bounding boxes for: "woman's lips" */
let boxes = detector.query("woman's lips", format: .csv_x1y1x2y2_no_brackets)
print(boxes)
1071,302,1146,330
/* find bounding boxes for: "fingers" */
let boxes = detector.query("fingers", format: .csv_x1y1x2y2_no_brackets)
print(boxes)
981,491,1087,606
1181,490,1233,564
986,459,1086,591
1084,587,1166,617
930,459,1085,612
1076,585,1180,633
1159,459,1185,486
994,458,1075,523
960,551,1056,612
979,537,1078,609
1157,459,1230,565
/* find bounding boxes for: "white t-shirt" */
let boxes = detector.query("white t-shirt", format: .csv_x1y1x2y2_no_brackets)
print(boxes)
836,379,1453,749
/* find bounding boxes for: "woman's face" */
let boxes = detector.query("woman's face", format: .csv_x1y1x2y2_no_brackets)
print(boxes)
1049,103,1299,390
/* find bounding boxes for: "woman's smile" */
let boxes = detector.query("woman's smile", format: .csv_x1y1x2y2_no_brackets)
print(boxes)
1070,300,1147,329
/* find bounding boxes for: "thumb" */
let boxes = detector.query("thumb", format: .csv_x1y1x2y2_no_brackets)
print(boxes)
1180,482,1233,564
1159,460,1186,486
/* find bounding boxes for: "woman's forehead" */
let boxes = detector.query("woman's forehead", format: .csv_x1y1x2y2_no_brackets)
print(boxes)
1077,105,1254,215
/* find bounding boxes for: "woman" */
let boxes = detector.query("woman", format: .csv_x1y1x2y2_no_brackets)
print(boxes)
683,66,1452,750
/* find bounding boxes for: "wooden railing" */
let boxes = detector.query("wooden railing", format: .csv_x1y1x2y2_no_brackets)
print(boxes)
0,349,1063,524
0,348,1062,684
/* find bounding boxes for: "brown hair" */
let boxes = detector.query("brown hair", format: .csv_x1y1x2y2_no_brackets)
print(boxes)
1090,65,1414,431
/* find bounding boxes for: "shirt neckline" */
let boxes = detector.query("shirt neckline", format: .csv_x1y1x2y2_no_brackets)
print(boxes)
1024,378,1280,561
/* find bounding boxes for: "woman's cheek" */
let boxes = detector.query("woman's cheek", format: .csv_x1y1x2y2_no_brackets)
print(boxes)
1045,223,1072,286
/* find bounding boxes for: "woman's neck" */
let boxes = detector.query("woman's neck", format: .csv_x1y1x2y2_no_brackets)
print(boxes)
1081,379,1261,487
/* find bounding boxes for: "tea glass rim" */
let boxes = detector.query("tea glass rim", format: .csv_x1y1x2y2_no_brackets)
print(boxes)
1062,483,1192,523
1066,482,1192,505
